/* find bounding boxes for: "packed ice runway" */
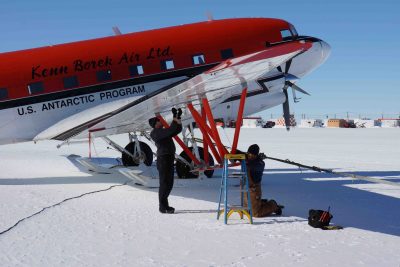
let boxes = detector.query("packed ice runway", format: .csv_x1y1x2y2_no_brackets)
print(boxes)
0,128,399,266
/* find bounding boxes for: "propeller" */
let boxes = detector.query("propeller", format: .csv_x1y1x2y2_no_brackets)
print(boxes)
286,81,310,96
282,84,291,131
278,59,311,130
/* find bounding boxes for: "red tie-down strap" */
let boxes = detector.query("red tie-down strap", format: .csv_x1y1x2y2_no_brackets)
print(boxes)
201,107,210,165
201,98,229,157
187,103,222,164
157,115,201,166
231,88,247,154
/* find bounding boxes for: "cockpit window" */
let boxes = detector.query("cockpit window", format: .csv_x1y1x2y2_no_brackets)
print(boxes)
289,24,298,37
280,29,292,41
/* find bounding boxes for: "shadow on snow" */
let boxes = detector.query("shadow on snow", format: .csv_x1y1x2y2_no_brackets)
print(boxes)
0,163,399,236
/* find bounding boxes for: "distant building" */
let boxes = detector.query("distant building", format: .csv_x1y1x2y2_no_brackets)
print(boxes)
379,119,400,128
275,115,296,127
242,117,263,128
353,119,380,128
300,119,323,128
327,119,346,128
216,121,224,127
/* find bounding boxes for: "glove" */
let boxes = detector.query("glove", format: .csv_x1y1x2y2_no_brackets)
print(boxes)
259,153,266,160
172,108,177,118
177,108,182,119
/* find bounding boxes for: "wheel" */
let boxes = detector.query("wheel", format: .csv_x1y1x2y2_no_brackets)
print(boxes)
176,146,214,178
122,141,153,166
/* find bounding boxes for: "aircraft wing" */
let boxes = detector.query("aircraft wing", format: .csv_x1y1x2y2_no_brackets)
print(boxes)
34,41,311,141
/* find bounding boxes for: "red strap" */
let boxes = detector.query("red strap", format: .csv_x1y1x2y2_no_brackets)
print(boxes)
231,88,247,154
187,103,222,164
157,115,201,165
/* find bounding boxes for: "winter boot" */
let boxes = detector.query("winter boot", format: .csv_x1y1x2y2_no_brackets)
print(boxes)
268,199,283,216
166,206,175,213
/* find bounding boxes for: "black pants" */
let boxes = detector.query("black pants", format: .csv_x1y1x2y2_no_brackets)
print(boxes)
157,154,175,209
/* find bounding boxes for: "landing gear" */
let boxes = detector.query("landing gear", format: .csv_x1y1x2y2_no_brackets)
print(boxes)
101,135,153,167
121,141,153,166
176,147,214,178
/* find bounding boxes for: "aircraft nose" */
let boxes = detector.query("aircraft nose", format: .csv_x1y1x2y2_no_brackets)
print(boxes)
319,40,331,64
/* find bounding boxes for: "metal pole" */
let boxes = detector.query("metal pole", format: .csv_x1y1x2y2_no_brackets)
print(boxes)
88,132,91,159
263,155,400,188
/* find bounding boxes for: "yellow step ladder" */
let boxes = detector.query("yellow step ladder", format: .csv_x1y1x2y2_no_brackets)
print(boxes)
217,154,253,224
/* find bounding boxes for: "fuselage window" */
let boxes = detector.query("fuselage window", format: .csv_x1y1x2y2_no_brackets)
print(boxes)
280,29,292,41
161,59,175,70
28,82,44,95
129,64,144,76
63,76,79,89
221,48,234,60
96,70,112,82
192,54,205,65
0,88,8,100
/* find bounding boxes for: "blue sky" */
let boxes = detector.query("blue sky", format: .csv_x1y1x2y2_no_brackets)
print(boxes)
1,0,399,119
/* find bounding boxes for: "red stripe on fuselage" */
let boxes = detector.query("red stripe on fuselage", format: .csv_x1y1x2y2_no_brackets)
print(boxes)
0,18,291,103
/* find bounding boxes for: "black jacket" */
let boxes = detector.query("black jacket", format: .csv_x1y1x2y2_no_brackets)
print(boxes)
247,156,265,184
150,120,182,156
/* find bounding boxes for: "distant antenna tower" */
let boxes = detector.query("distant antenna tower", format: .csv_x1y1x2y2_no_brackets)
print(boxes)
112,26,122,36
206,11,214,21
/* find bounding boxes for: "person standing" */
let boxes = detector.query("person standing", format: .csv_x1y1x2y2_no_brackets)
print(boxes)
244,144,283,217
149,108,182,214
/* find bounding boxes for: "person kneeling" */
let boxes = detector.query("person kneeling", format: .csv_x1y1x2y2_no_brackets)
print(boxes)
244,144,283,217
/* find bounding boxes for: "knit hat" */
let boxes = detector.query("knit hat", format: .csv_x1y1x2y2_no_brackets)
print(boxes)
247,144,260,155
148,117,159,128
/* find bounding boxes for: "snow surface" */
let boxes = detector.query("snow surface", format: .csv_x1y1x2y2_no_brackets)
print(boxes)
0,128,399,267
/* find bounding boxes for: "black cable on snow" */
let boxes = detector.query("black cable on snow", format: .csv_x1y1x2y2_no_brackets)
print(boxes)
0,181,130,236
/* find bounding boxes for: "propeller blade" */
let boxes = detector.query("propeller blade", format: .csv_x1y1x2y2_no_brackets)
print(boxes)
285,73,299,82
284,59,292,74
286,81,311,96
282,87,291,131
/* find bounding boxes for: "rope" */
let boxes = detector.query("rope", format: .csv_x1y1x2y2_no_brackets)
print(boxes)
88,132,92,158
0,181,130,236
91,136,100,156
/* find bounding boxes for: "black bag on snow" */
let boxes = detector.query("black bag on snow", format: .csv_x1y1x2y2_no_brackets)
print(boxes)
308,209,333,229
